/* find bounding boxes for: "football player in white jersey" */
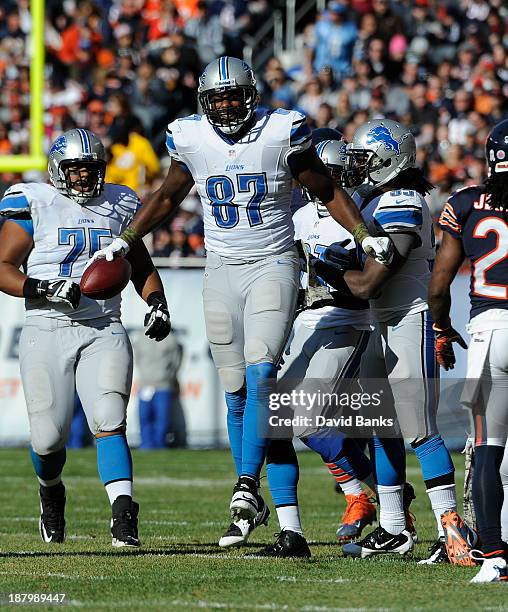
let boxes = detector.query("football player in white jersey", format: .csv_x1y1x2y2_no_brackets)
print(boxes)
332,120,459,563
90,57,394,542
0,129,171,546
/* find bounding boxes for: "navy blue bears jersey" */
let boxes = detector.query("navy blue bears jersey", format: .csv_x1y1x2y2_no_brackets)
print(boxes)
439,185,508,319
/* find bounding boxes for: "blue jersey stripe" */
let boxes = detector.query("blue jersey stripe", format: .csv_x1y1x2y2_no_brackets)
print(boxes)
375,210,423,227
165,131,177,153
290,122,311,145
0,193,30,212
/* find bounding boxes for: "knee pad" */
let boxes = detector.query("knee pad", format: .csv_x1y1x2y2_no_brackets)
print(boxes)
245,338,272,364
219,368,245,393
204,301,233,345
30,414,66,455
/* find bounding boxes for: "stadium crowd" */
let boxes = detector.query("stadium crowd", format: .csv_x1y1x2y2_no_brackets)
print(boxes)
0,0,507,256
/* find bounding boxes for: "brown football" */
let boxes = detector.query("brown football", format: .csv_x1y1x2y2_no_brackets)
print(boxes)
80,257,132,300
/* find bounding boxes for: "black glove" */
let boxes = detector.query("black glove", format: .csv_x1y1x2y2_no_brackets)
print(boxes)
144,291,171,341
23,278,81,309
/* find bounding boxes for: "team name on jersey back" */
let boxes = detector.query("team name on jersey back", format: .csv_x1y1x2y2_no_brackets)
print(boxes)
439,185,508,319
0,182,140,321
166,108,312,260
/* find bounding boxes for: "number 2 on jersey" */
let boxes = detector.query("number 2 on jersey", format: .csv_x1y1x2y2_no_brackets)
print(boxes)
206,173,268,229
472,217,508,299
58,228,112,277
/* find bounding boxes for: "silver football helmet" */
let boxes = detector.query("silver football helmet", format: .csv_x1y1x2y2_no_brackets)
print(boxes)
345,119,416,197
198,56,258,134
304,128,349,216
48,128,106,205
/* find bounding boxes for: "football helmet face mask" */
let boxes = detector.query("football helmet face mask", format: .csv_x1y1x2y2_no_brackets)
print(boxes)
198,56,258,134
304,128,349,215
345,119,416,197
48,129,106,205
485,119,508,177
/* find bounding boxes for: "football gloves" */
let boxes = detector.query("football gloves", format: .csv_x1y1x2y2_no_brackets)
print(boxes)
39,279,81,310
433,323,467,370
89,237,130,264
145,292,171,341
361,235,394,266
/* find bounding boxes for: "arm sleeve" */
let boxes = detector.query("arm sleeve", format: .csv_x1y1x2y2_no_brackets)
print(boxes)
438,197,462,240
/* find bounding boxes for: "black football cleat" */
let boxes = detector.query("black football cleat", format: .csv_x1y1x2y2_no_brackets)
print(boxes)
246,530,311,558
111,495,140,548
342,526,414,558
39,482,66,543
417,538,449,564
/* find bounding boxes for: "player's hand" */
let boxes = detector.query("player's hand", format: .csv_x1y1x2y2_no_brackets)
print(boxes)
90,237,130,264
144,292,171,341
321,244,353,271
433,323,467,370
39,279,81,310
361,235,394,266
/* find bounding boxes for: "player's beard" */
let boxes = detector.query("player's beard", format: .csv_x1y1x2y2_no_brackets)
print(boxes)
485,173,508,217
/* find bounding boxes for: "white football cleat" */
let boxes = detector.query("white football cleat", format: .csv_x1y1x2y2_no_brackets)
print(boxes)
229,476,259,520
219,496,270,548
470,555,507,583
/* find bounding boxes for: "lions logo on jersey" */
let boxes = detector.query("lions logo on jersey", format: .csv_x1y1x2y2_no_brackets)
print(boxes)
366,125,408,154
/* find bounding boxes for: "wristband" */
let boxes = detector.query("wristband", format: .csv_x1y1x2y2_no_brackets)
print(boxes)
120,227,140,246
352,222,370,244
23,277,43,299
147,291,167,307
432,322,451,333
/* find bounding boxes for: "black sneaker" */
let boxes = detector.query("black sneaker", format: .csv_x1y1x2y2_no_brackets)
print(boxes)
342,526,414,558
39,483,66,543
229,476,259,520
403,482,418,543
219,495,270,548
246,530,311,558
111,496,140,548
417,538,449,565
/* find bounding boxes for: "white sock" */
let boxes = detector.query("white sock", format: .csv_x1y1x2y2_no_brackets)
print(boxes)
276,505,303,535
339,478,364,496
426,484,457,538
105,480,132,504
38,476,62,488
377,484,405,535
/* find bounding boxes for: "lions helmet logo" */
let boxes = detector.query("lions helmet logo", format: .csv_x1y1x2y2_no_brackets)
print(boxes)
366,125,406,154
50,135,67,156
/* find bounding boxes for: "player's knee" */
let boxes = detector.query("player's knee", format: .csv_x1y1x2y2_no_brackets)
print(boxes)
30,416,65,456
92,396,126,434
218,367,245,393
245,339,272,364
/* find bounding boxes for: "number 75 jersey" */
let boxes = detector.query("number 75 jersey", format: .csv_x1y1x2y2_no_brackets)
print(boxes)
0,181,140,320
166,108,312,260
439,185,508,319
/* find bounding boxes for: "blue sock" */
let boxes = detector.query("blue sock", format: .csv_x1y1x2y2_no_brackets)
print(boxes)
30,446,66,484
242,362,275,479
96,434,133,485
411,435,455,485
369,437,405,486
266,440,299,506
302,427,346,463
226,388,246,476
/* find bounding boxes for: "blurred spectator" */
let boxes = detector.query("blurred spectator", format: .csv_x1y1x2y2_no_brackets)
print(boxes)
184,1,224,66
306,2,357,79
133,330,183,450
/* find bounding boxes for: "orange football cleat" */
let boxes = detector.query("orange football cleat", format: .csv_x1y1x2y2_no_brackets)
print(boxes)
441,510,478,566
336,492,377,542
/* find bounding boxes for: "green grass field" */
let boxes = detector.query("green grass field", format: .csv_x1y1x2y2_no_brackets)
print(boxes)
0,448,506,611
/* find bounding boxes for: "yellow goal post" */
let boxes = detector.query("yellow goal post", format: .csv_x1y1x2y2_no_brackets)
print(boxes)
0,0,46,172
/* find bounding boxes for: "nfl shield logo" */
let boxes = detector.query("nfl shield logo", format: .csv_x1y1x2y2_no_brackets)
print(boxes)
229,149,236,157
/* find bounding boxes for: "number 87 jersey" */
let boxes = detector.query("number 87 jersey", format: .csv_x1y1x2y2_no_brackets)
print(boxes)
166,108,312,260
438,184,508,318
